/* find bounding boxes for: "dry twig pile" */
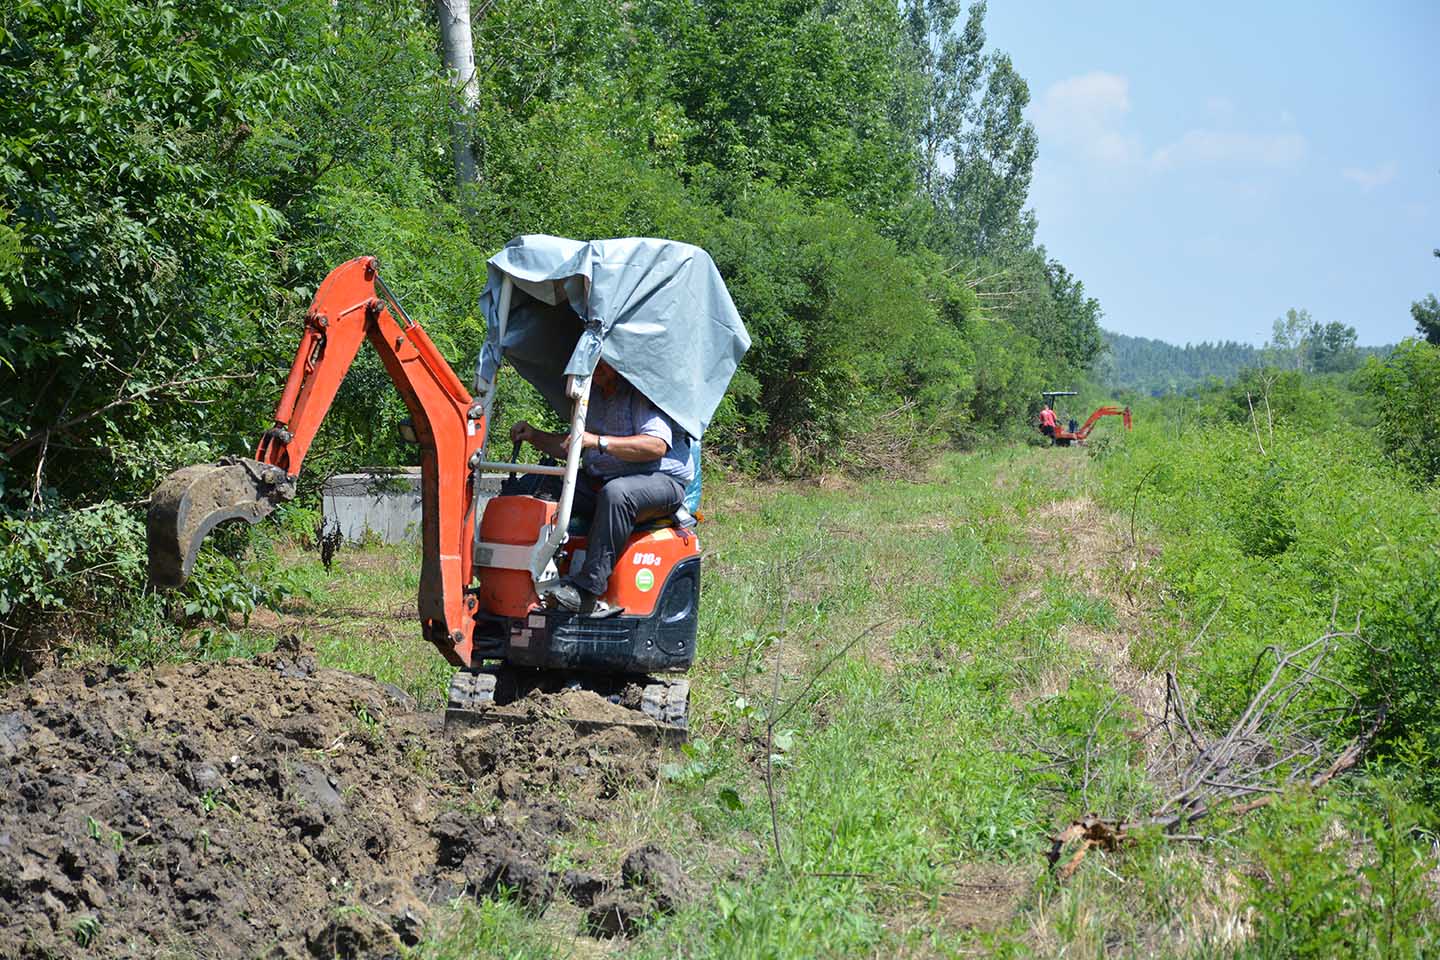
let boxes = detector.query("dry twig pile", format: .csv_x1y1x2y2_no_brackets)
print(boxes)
1049,619,1385,879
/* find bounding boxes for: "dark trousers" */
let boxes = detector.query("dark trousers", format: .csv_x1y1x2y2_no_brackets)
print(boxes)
570,473,685,596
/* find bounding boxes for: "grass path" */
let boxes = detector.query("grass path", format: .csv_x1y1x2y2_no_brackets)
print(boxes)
242,446,1245,957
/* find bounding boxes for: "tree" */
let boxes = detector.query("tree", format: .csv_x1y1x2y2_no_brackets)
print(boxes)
1415,295,1440,346
645,0,919,230
897,2,1036,259
0,0,304,504
1410,246,1440,345
1360,340,1440,483
1306,320,1359,373
1265,308,1313,371
1042,259,1105,371
938,52,1037,259
902,0,987,200
436,0,480,187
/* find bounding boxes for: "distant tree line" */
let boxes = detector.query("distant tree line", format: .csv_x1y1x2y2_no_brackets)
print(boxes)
1101,311,1393,395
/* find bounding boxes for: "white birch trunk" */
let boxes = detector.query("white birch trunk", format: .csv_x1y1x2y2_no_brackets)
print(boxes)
437,0,479,187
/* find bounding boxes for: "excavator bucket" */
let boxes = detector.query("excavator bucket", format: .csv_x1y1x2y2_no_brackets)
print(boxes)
147,457,296,588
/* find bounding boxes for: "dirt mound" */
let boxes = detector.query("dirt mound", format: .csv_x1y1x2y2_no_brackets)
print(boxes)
0,643,680,958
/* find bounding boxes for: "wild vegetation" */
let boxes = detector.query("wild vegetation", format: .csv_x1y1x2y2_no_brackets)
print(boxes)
65,389,1432,956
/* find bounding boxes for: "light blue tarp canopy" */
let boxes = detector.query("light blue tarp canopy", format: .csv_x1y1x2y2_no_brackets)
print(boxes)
475,235,750,440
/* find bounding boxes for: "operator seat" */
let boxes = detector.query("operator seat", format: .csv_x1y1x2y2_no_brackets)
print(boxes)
564,442,702,535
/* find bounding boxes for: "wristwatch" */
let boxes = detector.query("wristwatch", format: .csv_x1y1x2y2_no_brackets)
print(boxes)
597,435,609,454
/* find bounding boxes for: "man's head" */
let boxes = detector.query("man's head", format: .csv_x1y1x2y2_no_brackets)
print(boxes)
593,359,620,396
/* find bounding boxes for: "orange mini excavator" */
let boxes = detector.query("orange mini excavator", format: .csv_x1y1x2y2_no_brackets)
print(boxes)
1038,390,1131,446
147,237,750,733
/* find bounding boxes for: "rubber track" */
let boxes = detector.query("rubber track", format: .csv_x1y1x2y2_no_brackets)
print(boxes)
640,678,690,730
446,669,497,711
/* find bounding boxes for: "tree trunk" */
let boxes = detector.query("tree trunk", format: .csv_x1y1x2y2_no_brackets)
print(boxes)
436,0,479,187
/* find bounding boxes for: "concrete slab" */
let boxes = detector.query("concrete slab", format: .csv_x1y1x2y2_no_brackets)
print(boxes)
322,470,504,544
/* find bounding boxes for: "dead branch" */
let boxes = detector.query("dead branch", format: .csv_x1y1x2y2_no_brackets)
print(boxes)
1167,672,1202,752
757,545,828,873
1047,623,1386,880
1246,393,1267,456
1081,693,1125,810
771,620,887,729
1127,462,1163,554
961,268,1011,288
765,622,787,872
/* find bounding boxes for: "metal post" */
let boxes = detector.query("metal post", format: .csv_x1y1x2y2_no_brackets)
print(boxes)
528,373,592,582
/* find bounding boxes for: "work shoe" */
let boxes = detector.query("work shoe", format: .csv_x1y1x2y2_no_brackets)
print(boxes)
539,578,584,611
540,579,625,618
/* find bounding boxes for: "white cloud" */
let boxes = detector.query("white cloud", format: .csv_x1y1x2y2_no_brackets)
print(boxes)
1034,73,1306,176
1151,129,1306,169
1032,71,1144,167
1341,161,1397,192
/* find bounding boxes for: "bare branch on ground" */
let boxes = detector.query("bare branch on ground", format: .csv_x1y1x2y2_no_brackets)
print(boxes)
1047,620,1386,880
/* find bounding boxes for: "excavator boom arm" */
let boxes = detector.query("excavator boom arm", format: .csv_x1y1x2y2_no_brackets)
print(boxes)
1074,405,1132,439
147,257,487,666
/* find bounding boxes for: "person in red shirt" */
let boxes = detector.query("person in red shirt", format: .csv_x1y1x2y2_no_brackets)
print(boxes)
1038,404,1057,441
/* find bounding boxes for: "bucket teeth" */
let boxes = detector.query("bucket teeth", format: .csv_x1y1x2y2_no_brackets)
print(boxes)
147,457,295,589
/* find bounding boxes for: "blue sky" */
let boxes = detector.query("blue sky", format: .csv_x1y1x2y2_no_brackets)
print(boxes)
982,1,1439,346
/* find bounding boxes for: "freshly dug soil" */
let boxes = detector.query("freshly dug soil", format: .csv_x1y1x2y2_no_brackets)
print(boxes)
0,641,681,958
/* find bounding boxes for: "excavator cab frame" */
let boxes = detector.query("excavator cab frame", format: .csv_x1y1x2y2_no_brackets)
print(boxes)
455,269,704,727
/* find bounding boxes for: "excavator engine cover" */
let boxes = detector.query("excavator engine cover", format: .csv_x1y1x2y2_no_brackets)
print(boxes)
147,457,296,588
472,554,701,673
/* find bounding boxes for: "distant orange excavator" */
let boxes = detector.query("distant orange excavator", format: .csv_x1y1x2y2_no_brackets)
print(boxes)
1037,390,1131,446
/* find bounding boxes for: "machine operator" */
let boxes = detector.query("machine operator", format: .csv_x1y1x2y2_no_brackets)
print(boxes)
1038,403,1057,440
508,360,693,618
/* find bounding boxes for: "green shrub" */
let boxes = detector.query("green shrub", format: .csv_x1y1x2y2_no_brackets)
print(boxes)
1359,547,1440,804
1359,339,1440,484
0,498,300,671
1229,458,1296,558
0,499,168,669
1238,787,1437,959
1093,409,1440,812
0,501,145,623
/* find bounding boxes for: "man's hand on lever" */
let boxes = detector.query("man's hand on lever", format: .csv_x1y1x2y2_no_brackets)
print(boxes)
509,420,666,463
508,420,568,460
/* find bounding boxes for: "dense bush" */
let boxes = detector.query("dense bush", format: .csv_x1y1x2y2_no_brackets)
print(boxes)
0,502,147,665
1358,339,1440,484
1094,393,1440,808
1238,787,1438,958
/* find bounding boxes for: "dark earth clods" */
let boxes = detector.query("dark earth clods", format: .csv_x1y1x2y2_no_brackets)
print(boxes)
0,641,688,958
